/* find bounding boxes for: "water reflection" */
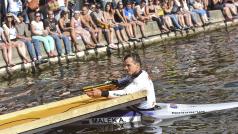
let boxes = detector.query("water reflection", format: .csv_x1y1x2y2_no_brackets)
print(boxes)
1,27,238,133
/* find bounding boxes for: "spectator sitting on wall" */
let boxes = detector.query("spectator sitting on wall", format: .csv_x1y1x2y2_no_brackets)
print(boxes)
172,0,190,30
91,3,117,48
104,2,128,44
211,0,235,21
71,10,97,50
192,0,210,25
135,1,150,22
80,6,103,47
223,0,238,20
114,1,137,41
15,13,43,62
124,1,147,38
0,26,14,67
154,0,175,30
179,0,201,28
162,0,182,30
44,10,74,57
145,0,170,33
3,13,30,65
31,12,57,57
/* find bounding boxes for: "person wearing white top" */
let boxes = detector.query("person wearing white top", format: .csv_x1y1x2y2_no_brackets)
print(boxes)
86,53,157,110
31,12,56,57
3,13,29,66
0,27,13,67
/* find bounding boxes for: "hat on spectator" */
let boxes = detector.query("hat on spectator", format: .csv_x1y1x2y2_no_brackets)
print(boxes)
6,13,14,17
74,10,80,14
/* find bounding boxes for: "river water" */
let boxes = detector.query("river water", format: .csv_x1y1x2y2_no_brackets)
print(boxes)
1,27,238,133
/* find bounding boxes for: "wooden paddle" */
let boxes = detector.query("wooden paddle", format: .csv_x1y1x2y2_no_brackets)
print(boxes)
82,81,117,92
67,81,117,94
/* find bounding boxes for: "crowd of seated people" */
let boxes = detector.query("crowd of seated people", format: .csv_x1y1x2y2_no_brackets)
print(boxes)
0,0,238,68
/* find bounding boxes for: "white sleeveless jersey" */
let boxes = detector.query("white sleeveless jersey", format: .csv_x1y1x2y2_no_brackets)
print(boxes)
108,70,156,109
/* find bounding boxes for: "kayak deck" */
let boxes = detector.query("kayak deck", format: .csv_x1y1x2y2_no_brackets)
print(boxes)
0,91,147,134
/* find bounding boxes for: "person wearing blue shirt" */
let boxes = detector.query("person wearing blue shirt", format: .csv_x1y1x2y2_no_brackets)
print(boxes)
124,1,147,39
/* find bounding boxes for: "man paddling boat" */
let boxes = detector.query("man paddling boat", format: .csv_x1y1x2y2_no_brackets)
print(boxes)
86,53,157,110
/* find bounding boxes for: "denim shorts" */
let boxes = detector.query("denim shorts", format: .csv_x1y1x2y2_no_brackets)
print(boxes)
113,25,124,31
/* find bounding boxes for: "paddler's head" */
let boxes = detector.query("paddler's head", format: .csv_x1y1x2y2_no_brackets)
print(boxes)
123,53,141,76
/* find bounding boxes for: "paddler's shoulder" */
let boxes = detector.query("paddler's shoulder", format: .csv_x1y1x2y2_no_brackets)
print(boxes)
141,70,152,80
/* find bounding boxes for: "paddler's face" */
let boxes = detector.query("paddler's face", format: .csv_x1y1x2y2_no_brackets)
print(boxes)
124,57,140,75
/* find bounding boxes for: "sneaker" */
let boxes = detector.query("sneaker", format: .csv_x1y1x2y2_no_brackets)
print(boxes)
60,53,65,58
67,53,75,56
109,43,118,49
32,57,37,62
129,37,137,41
35,59,48,65
96,43,105,47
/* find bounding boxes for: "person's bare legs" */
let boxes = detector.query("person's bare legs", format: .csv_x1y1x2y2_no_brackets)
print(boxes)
124,23,133,38
88,28,99,44
109,28,114,44
136,21,146,37
1,45,9,66
131,22,137,38
178,14,186,28
120,29,128,42
184,13,193,27
164,16,174,29
115,30,123,43
224,7,233,20
229,5,237,15
4,44,14,66
103,29,111,45
72,30,84,51
96,29,102,43
15,41,29,63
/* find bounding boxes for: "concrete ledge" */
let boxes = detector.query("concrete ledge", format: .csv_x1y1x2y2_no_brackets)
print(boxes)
0,10,236,76
209,10,225,23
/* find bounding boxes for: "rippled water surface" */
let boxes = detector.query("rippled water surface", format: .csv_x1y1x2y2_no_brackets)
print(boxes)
1,27,238,133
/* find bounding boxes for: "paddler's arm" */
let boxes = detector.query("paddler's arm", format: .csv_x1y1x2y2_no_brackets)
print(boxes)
86,76,133,98
86,80,143,98
112,75,132,87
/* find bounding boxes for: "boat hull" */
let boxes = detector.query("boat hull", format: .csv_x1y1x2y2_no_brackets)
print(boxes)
78,102,238,125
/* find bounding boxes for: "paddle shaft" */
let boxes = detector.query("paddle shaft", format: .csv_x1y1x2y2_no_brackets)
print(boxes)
68,81,117,94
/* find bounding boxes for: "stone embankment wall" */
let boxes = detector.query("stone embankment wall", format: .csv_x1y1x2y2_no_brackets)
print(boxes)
0,10,237,76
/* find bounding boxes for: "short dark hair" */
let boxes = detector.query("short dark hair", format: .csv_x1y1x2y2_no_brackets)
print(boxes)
17,12,24,17
60,10,68,17
124,53,142,66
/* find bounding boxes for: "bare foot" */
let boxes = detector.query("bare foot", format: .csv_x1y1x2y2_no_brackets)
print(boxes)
7,63,15,67
23,58,30,64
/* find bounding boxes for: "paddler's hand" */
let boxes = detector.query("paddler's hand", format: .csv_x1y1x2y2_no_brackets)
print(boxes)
86,88,102,98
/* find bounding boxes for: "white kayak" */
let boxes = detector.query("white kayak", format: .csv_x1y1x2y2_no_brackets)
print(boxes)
78,102,238,125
